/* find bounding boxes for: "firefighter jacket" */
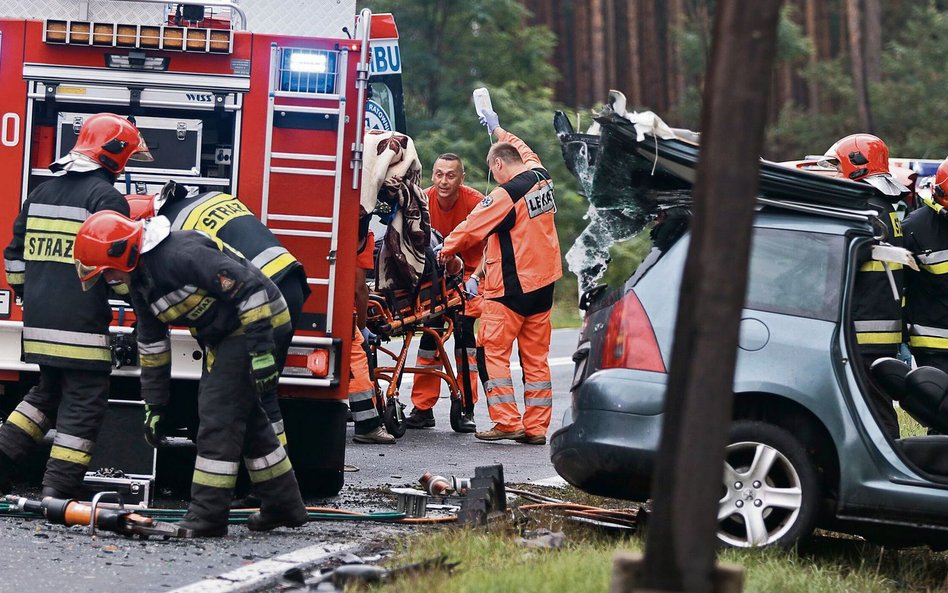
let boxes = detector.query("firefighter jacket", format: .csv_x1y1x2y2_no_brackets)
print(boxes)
903,199,948,353
129,231,291,406
3,169,129,370
852,195,904,355
159,191,308,295
442,128,562,299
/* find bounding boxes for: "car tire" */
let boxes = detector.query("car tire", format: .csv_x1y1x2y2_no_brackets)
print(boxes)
717,420,820,548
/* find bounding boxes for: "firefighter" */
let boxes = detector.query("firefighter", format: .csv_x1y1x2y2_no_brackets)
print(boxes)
404,154,485,432
0,113,150,497
351,229,395,444
904,158,948,373
125,183,311,447
438,109,560,445
73,211,308,537
828,134,908,439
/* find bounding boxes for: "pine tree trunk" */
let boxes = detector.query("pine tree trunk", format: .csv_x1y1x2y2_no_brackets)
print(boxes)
845,0,874,131
590,0,606,103
626,0,643,107
864,0,882,83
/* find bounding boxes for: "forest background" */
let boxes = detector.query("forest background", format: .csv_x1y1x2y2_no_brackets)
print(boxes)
358,0,948,325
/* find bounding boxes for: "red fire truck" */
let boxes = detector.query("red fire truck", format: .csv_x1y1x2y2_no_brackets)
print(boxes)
0,0,405,502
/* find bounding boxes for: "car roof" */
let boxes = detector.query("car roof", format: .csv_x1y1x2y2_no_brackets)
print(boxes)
754,207,872,236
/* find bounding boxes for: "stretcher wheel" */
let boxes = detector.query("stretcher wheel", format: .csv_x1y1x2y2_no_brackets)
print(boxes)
383,399,407,438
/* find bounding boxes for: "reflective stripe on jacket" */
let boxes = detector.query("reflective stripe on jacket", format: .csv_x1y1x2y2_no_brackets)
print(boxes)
3,170,129,370
129,231,290,405
161,191,307,291
904,201,948,352
442,128,562,298
852,196,904,354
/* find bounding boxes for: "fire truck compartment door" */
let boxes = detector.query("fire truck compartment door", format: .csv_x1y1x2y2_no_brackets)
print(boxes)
57,112,203,176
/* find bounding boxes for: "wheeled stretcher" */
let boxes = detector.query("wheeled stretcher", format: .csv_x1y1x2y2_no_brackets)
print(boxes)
364,267,476,436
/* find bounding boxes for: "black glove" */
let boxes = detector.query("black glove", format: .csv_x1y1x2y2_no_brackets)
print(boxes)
143,404,166,448
251,351,279,395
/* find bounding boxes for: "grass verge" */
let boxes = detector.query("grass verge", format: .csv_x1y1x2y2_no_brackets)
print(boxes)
363,485,948,593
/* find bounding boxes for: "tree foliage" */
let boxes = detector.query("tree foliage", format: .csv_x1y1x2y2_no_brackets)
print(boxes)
358,0,593,313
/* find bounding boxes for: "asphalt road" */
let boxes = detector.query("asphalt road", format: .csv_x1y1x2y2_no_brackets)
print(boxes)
0,328,580,593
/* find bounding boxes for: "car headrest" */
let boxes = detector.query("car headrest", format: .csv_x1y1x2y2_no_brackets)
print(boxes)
870,357,911,401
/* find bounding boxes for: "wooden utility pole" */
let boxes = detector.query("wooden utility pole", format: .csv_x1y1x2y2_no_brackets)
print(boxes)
614,1,784,592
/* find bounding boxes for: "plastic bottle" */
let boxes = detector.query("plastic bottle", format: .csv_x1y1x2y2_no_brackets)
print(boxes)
472,87,493,118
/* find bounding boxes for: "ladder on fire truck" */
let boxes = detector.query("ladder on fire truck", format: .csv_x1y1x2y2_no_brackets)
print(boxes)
259,10,372,340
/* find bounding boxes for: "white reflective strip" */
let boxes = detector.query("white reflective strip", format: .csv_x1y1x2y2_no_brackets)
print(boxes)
917,249,948,265
244,446,288,471
271,420,285,434
52,432,94,452
194,455,240,475
138,338,172,354
349,389,375,403
22,327,108,347
15,401,48,426
352,408,379,421
416,349,438,359
854,320,901,332
251,246,289,269
524,397,553,406
4,259,25,272
524,381,553,391
152,285,201,315
238,290,269,314
487,394,517,404
168,192,223,230
28,203,90,222
485,378,514,390
911,324,948,338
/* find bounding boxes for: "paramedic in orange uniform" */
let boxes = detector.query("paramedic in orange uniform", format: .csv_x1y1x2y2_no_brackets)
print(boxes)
350,230,395,444
439,110,561,445
404,154,485,432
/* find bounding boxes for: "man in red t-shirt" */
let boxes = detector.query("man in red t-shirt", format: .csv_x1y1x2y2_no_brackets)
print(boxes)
405,154,485,432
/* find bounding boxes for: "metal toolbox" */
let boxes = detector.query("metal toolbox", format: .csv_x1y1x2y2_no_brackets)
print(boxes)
57,112,203,176
83,400,156,508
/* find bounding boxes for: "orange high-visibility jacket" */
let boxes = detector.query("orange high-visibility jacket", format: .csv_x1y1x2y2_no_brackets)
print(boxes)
443,128,561,299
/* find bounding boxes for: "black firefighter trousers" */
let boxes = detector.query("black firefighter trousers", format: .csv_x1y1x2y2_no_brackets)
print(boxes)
191,334,305,527
0,366,109,494
257,275,306,447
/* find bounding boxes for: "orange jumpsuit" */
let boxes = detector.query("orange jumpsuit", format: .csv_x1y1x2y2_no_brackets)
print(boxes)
442,129,562,437
410,185,485,412
349,231,381,435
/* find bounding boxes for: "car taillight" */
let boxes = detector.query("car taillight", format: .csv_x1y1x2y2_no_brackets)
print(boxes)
283,347,330,378
600,290,666,372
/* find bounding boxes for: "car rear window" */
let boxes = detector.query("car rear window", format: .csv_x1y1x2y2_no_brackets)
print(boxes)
746,228,843,321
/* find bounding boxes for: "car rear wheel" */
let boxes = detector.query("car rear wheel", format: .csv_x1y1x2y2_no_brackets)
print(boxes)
717,421,820,548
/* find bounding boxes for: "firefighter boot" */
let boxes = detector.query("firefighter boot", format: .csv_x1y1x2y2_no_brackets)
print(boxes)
178,512,228,538
0,452,13,494
247,505,309,531
404,407,435,429
248,469,308,532
40,485,73,500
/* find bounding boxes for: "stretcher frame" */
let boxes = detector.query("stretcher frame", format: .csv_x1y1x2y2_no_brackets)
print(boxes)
364,272,474,436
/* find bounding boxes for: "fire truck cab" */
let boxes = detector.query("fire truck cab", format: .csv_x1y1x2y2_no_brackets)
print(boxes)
0,0,405,501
